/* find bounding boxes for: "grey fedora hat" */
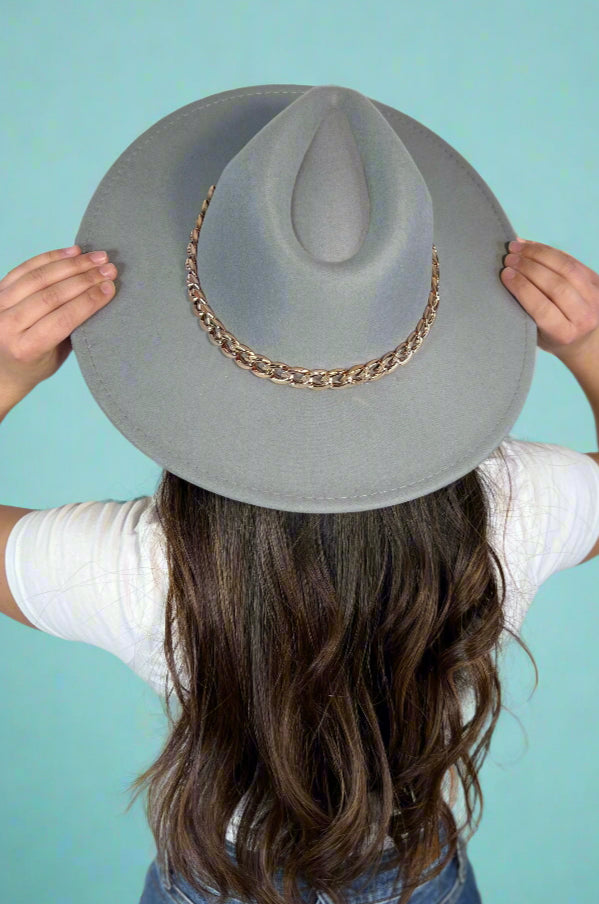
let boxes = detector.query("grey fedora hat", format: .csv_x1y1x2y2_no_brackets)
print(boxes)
70,83,536,514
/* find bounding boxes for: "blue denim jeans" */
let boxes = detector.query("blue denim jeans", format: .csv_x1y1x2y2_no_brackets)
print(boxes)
138,833,482,904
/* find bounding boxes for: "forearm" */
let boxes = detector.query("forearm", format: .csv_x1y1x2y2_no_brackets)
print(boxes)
0,394,26,425
0,401,14,425
556,329,599,449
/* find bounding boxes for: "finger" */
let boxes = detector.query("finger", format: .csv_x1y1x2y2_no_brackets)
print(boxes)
0,246,83,293
17,278,115,362
503,254,593,327
510,240,599,298
500,266,581,345
0,259,117,332
0,251,112,321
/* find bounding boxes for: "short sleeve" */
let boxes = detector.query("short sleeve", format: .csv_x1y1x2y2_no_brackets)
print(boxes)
504,439,599,587
3,496,166,685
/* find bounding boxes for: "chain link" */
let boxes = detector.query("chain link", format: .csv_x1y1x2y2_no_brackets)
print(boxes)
185,184,440,390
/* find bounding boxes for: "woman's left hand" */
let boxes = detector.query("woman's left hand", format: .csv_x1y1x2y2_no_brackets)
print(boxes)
0,246,117,409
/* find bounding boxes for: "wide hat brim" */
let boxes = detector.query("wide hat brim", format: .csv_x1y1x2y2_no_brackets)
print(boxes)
71,83,536,513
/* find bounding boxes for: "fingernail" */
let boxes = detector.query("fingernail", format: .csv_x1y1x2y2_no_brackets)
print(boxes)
90,250,108,263
63,245,80,256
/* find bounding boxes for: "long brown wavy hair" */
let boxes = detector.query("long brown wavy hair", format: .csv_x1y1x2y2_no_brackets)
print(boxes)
125,438,537,904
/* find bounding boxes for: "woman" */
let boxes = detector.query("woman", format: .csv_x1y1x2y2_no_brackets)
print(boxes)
2,85,599,904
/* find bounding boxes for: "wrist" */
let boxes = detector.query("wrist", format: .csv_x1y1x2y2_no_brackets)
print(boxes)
553,327,599,370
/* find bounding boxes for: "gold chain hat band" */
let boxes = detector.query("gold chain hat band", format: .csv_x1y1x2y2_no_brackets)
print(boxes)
185,185,440,390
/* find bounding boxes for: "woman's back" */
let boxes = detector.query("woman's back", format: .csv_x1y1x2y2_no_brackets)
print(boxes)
5,433,599,837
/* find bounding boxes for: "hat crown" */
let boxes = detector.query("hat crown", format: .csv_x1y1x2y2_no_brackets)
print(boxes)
194,85,435,370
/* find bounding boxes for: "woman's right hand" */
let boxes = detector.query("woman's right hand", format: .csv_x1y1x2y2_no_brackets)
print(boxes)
501,239,599,363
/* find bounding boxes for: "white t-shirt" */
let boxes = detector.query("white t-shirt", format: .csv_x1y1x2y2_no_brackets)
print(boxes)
5,435,599,845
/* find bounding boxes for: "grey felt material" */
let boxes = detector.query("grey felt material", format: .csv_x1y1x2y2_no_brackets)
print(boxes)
71,84,536,513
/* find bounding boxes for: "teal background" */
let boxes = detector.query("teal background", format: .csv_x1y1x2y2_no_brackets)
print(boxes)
1,0,598,901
